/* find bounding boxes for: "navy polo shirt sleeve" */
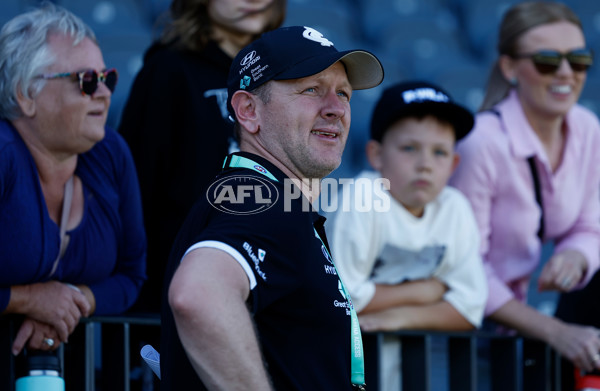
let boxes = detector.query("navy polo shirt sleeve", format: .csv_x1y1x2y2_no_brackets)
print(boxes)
182,208,304,311
182,239,258,289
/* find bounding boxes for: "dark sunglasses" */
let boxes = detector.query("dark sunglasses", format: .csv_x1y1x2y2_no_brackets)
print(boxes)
37,68,118,96
512,49,593,74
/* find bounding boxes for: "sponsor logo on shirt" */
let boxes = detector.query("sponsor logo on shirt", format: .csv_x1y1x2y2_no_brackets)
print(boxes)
322,244,338,276
321,245,333,264
243,242,267,281
334,281,352,315
254,165,268,175
324,264,337,275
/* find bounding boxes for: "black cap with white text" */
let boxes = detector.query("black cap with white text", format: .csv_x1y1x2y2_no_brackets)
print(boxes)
370,81,474,142
227,25,384,120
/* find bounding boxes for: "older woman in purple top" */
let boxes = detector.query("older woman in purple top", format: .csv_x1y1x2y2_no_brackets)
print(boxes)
0,2,146,359
449,1,600,374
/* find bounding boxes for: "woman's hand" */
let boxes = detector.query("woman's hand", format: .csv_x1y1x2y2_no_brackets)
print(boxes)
10,281,91,342
549,322,600,373
538,249,587,292
11,317,61,355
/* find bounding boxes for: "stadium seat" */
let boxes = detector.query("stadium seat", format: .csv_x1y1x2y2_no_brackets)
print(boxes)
138,0,172,29
58,0,151,36
431,59,490,113
99,32,153,129
459,0,522,63
580,78,600,117
283,1,361,46
0,0,23,27
378,17,469,80
567,0,600,51
358,0,455,43
1,0,599,157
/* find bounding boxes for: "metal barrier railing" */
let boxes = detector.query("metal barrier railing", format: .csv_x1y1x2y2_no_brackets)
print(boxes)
4,315,563,390
81,314,160,391
362,330,562,391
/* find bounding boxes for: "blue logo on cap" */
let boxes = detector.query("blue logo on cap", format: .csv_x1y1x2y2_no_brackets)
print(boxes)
240,76,251,90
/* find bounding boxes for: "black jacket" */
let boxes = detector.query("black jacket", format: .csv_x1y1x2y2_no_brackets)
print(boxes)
118,40,236,312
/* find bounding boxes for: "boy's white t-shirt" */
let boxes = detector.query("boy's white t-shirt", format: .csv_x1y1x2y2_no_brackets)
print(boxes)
325,170,487,390
326,170,487,327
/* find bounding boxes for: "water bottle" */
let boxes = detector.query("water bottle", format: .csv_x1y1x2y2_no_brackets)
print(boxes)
575,367,600,391
15,352,65,391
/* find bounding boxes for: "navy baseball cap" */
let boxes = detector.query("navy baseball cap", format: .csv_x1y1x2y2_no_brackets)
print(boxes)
370,81,474,142
227,25,384,119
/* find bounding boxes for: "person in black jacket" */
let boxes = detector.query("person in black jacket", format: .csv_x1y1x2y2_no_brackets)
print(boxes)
118,0,286,315
116,2,285,389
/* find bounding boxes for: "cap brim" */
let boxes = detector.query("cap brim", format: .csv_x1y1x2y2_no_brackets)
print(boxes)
273,50,384,90
338,50,384,90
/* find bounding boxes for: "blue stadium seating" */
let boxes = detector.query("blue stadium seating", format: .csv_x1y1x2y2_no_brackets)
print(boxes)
57,0,150,37
98,32,153,129
342,86,382,175
580,77,600,116
431,60,490,112
458,0,522,63
359,0,452,43
138,0,172,29
0,0,22,27
377,17,471,80
1,0,599,174
568,0,600,51
283,0,361,45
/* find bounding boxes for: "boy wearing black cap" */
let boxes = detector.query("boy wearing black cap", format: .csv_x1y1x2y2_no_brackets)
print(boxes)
160,26,383,390
327,81,487,390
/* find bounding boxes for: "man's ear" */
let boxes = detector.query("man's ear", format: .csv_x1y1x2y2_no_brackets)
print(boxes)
365,139,383,171
231,90,259,134
16,85,35,117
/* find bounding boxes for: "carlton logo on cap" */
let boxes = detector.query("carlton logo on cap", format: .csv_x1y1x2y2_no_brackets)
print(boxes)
402,88,449,104
302,27,334,47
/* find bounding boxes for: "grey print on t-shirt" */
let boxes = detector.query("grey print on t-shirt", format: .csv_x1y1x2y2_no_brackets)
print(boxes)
370,244,445,284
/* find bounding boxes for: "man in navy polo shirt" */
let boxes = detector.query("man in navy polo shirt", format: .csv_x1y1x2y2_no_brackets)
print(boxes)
160,26,384,390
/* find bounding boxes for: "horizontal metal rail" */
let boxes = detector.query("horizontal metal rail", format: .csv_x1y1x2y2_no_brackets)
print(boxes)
362,330,562,391
4,315,563,390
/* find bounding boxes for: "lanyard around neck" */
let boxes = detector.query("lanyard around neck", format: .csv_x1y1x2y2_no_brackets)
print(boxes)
223,154,278,181
313,227,366,388
225,154,366,389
